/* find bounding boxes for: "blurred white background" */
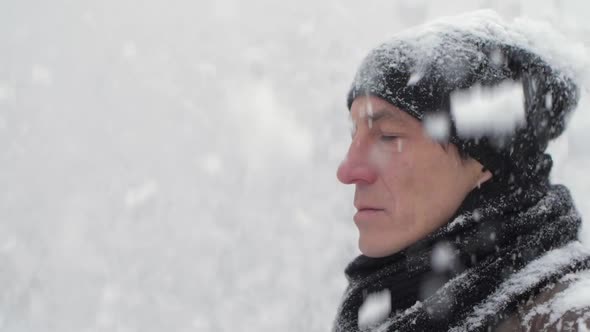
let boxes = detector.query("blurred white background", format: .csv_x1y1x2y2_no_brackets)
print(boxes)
1,1,589,331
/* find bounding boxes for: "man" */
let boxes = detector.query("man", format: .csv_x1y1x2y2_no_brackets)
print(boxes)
333,10,590,332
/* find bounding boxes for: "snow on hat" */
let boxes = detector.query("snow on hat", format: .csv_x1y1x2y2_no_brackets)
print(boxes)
347,10,579,188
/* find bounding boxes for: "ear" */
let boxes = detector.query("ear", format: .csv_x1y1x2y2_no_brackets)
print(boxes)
474,168,493,189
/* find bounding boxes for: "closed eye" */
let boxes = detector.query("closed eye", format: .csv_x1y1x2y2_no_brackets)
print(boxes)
380,135,399,142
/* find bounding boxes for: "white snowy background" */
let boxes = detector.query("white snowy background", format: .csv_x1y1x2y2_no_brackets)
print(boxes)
1,1,589,331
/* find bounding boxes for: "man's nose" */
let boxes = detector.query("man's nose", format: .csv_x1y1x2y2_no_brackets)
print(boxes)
336,139,378,185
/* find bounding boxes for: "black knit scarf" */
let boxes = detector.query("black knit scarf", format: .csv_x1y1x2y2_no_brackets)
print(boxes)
333,171,590,332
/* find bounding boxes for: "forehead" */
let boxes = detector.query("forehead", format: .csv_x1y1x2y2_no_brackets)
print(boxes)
350,96,417,126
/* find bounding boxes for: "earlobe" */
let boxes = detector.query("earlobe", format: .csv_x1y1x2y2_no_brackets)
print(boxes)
475,170,493,189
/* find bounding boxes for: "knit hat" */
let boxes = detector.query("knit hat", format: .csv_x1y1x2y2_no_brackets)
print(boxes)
347,11,579,191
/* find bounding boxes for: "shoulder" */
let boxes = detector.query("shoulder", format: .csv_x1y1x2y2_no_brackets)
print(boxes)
496,269,590,332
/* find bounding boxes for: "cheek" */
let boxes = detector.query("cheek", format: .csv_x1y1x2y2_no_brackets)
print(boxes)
368,140,414,172
386,148,451,209
414,154,471,218
378,153,419,213
422,155,465,190
368,142,395,169
370,141,418,193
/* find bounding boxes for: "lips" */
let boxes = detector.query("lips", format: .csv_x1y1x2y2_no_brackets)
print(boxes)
354,202,385,211
353,205,385,223
357,208,383,212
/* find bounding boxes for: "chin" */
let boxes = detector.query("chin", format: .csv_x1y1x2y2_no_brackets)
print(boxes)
359,237,402,258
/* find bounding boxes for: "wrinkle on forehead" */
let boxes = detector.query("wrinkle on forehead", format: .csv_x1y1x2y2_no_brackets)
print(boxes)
352,98,409,122
352,107,410,128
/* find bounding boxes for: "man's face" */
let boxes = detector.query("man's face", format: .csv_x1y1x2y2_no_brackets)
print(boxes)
337,96,491,257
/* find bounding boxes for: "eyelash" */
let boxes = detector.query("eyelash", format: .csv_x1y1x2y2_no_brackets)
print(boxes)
348,124,401,142
380,135,399,142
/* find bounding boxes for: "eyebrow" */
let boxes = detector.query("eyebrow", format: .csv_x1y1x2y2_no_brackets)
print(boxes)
362,108,407,124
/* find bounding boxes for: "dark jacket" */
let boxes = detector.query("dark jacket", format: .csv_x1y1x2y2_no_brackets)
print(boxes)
496,278,590,331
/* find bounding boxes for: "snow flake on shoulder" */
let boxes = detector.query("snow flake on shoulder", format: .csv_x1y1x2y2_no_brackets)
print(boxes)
518,268,590,331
